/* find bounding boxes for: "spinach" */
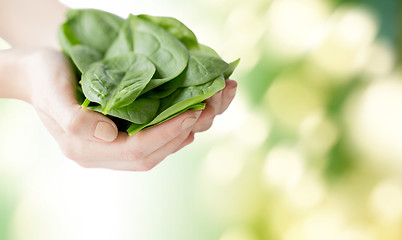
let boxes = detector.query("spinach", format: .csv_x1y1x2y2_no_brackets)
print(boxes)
88,97,160,124
137,14,199,50
127,103,206,135
224,58,240,79
104,21,133,59
59,22,80,55
171,51,229,87
59,9,239,135
129,15,189,93
198,43,220,56
65,9,124,54
81,53,156,114
105,15,190,93
151,51,229,96
69,45,102,72
126,75,225,135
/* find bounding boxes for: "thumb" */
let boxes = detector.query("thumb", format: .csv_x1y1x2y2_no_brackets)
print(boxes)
57,104,118,142
32,50,119,142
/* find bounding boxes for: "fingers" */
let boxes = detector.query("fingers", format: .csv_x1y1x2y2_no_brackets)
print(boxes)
52,104,119,142
172,132,195,153
145,131,195,168
47,77,236,170
37,96,119,143
124,81,238,170
192,79,238,133
218,79,237,115
33,52,119,143
47,73,118,142
59,111,202,171
32,49,228,171
192,102,216,133
69,106,118,142
58,133,130,169
36,107,126,166
205,90,223,115
109,130,195,171
129,110,202,156
72,131,195,171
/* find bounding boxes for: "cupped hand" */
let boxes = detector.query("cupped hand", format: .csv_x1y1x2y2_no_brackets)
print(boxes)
24,48,237,171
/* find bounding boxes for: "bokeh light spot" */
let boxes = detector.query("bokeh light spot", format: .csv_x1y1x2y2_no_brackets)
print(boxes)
263,145,304,192
265,0,330,59
203,143,247,186
266,76,323,130
363,40,395,78
299,111,339,155
349,77,402,170
370,179,402,223
309,6,378,79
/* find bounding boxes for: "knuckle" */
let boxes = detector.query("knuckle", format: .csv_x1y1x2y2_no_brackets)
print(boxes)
207,91,222,105
159,125,179,141
66,121,79,135
124,149,146,162
187,132,195,144
202,106,217,120
193,121,213,133
160,130,175,142
122,149,159,171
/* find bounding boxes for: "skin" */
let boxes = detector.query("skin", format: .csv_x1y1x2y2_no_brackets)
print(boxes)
0,0,237,171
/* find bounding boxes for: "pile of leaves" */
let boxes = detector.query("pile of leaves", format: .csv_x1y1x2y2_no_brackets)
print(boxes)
59,9,239,135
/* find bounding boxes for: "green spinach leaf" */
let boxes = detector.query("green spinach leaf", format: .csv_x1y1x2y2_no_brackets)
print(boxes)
161,51,229,89
127,75,225,135
81,53,156,114
59,9,239,135
127,102,206,135
104,19,133,59
138,14,199,50
197,43,220,56
58,22,80,55
223,58,240,79
69,45,103,73
129,15,189,93
66,9,124,54
88,97,160,124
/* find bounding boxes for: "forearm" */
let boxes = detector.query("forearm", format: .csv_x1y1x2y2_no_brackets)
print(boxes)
0,0,69,101
0,49,32,102
0,0,68,48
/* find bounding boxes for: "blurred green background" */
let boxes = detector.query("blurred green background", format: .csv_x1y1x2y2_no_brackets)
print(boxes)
1,0,402,239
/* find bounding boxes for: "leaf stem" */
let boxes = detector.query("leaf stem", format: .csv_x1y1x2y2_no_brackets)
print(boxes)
81,98,91,109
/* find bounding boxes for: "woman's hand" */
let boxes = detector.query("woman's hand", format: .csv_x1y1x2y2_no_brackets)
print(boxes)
0,48,237,171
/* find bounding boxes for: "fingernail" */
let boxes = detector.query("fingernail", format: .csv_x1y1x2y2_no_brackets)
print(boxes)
94,121,117,141
181,111,202,130
194,110,202,118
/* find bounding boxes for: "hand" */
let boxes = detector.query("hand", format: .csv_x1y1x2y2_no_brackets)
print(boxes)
17,48,237,171
192,79,237,134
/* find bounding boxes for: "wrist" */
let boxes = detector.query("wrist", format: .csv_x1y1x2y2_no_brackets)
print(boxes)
0,48,34,103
